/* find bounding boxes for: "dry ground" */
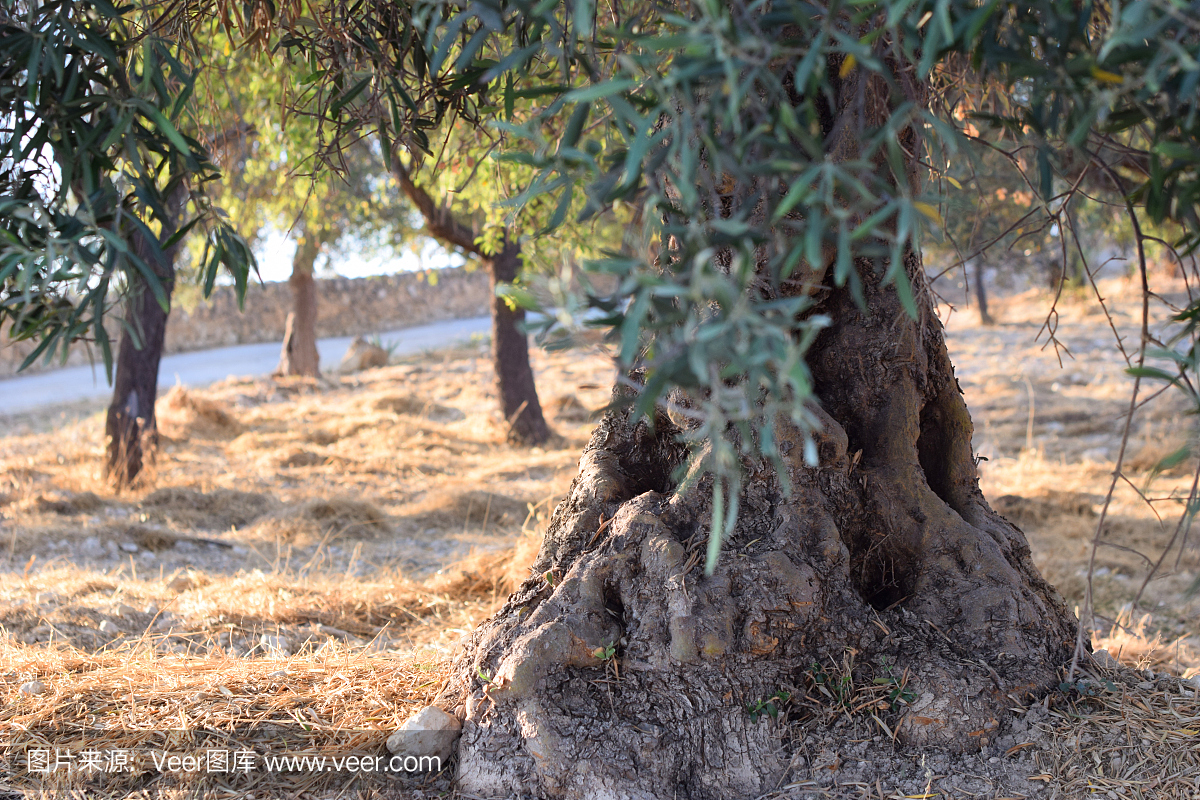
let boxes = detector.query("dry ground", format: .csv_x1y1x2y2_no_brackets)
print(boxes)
0,279,1197,799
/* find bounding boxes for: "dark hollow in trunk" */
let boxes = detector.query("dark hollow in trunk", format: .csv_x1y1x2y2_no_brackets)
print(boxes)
441,260,1078,798
104,204,185,489
276,238,322,378
489,242,550,446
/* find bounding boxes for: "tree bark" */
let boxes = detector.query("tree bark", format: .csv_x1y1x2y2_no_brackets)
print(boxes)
390,159,550,445
444,258,1076,799
439,21,1080,800
489,241,551,445
104,187,187,489
276,236,322,377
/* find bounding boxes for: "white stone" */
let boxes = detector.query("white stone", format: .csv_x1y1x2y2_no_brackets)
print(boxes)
98,619,119,634
361,637,394,656
259,634,292,657
119,541,139,553
387,706,462,763
19,680,46,696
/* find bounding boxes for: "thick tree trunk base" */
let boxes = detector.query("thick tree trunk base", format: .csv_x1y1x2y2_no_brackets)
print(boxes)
441,268,1078,799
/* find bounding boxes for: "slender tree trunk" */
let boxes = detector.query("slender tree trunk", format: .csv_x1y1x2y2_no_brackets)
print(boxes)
489,241,550,445
276,236,322,377
389,158,551,445
973,260,994,324
104,187,187,489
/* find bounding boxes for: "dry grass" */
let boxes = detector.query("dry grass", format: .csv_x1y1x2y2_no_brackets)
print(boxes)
0,639,451,796
1035,669,1200,799
157,384,244,440
1093,607,1200,680
2,283,1200,796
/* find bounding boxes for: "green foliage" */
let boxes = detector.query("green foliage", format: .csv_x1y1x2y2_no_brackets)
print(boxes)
7,0,1200,575
747,690,791,723
591,641,616,661
189,33,417,278
0,0,253,378
808,661,856,711
872,655,917,711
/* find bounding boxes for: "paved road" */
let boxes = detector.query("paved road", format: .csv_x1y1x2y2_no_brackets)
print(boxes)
0,316,491,416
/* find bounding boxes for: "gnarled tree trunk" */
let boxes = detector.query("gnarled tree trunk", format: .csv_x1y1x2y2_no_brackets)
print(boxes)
489,241,551,445
104,186,187,489
443,258,1076,799
439,18,1079,799
276,235,322,377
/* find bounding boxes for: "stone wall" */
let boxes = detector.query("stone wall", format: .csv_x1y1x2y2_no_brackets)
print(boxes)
0,267,490,377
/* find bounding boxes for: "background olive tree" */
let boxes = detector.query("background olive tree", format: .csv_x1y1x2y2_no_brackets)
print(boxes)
0,0,254,486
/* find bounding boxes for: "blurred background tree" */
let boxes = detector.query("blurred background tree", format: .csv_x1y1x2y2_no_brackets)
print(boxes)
189,42,418,377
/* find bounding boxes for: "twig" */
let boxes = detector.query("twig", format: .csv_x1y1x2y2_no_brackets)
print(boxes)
1071,161,1151,680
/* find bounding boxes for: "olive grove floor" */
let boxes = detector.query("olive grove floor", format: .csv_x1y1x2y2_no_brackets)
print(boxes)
0,277,1196,798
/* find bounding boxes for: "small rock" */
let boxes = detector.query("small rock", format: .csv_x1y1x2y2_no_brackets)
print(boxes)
317,624,354,641
144,603,160,616
119,541,139,554
1137,681,1154,690
114,604,138,618
361,637,394,656
98,619,120,634
386,706,462,763
140,550,156,561
168,574,196,592
338,336,389,373
988,756,1000,764
259,634,292,657
1091,649,1121,670
267,669,289,680
80,536,104,557
34,591,59,606
19,680,46,696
